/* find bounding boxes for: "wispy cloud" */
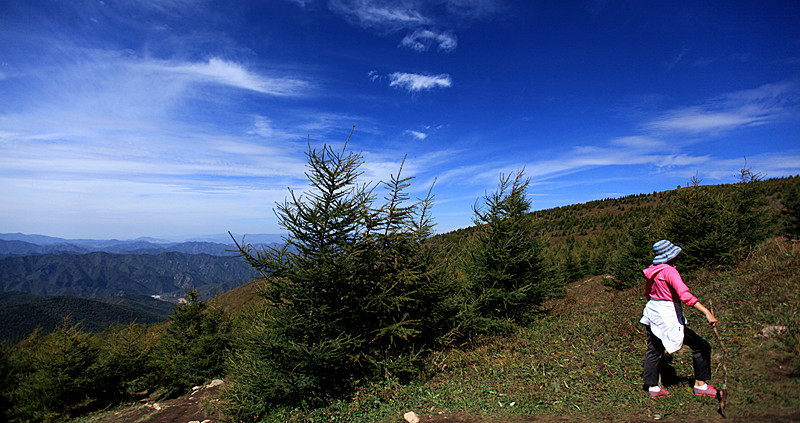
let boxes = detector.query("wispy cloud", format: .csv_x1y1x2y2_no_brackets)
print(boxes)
665,47,689,70
610,136,668,150
441,0,503,20
328,0,429,31
327,0,498,51
389,72,452,92
645,108,766,133
400,29,457,52
643,82,798,134
522,147,710,182
151,58,309,96
0,44,321,237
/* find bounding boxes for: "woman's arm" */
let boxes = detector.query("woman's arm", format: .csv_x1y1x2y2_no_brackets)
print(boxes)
692,301,718,327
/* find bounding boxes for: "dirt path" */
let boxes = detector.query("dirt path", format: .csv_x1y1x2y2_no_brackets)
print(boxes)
90,387,800,423
89,382,222,423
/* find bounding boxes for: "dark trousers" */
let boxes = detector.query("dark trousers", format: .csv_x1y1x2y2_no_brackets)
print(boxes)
643,325,712,386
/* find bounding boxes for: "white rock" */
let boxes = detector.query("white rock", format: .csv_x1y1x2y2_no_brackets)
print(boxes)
404,411,420,423
758,325,787,337
206,379,224,388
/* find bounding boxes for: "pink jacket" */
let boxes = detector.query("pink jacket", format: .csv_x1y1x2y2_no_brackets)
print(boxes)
642,264,698,306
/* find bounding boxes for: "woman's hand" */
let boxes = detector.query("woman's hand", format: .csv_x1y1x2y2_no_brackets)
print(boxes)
706,312,718,327
693,301,718,327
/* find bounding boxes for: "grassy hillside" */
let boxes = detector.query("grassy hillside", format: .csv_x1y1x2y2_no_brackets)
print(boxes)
210,278,267,315
204,176,799,422
269,237,799,422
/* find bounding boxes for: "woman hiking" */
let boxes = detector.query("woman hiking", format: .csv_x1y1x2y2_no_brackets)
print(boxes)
640,239,719,399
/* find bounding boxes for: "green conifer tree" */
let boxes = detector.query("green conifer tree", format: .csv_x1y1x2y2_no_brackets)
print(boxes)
94,322,159,402
609,217,652,289
661,183,737,271
469,170,550,328
224,129,444,420
0,343,14,422
783,180,800,238
11,319,100,421
156,290,230,396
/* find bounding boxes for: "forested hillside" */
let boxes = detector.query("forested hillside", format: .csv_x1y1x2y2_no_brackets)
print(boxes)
429,175,797,289
0,293,175,344
0,251,258,299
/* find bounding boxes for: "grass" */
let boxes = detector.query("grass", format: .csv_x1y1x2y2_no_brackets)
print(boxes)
270,238,800,422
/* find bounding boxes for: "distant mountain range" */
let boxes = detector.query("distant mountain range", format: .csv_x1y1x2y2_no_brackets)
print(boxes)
0,232,285,257
0,232,278,344
0,291,177,344
0,251,259,300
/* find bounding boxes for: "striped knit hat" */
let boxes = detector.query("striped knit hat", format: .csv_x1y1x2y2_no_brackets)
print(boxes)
652,239,682,264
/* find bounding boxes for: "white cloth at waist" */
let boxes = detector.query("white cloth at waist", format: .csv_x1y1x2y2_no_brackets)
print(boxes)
640,299,686,354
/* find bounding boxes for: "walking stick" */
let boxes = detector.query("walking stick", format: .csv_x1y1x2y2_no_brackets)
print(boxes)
710,301,729,417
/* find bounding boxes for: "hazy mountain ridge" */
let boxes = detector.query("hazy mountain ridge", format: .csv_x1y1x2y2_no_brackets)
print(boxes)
0,239,91,257
0,251,258,299
0,233,283,257
0,234,278,342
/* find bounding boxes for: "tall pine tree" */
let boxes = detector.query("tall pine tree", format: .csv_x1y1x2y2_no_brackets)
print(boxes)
224,129,446,420
469,170,551,328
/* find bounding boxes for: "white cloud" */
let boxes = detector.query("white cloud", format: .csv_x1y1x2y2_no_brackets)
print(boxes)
389,72,452,92
328,0,429,31
644,82,798,134
250,115,279,138
405,130,428,140
436,145,713,189
400,29,457,52
328,0,499,37
719,81,796,104
645,108,765,133
153,58,309,96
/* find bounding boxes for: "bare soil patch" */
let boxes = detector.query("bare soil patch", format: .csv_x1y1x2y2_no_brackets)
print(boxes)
87,384,221,423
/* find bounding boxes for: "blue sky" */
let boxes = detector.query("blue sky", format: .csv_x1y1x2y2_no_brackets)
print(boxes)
1,0,799,240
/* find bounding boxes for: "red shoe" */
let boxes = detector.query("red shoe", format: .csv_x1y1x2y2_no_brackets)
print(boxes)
693,384,718,397
649,388,670,398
